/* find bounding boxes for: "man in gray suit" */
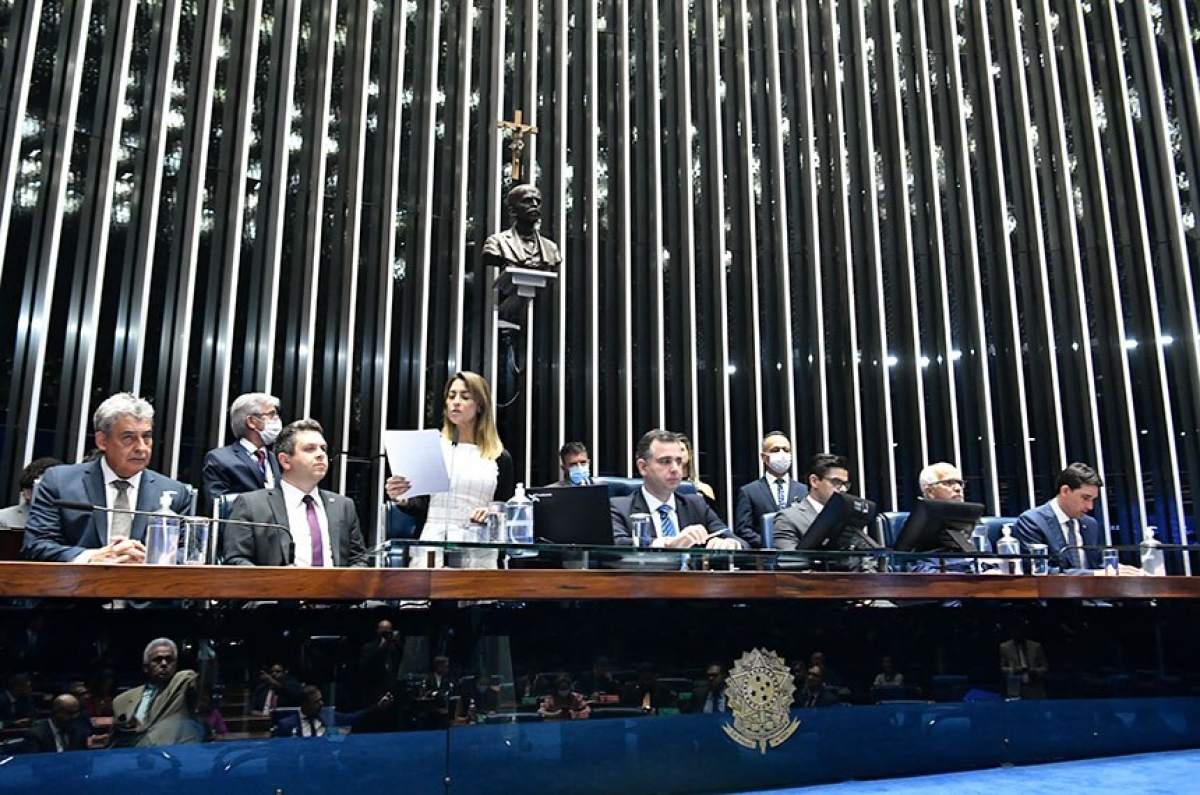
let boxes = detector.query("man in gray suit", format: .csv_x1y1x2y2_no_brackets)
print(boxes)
223,419,368,567
22,392,193,563
773,453,852,550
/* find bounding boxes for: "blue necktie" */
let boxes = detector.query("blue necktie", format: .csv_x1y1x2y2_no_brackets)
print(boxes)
657,504,677,537
775,479,787,508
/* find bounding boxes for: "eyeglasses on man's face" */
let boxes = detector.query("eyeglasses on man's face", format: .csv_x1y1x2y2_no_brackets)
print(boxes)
932,479,966,490
254,409,280,419
822,476,851,491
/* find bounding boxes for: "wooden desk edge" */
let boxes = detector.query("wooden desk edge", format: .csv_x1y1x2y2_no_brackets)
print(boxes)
0,562,1195,601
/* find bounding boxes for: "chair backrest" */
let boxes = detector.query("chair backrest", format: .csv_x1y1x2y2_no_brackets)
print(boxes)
981,516,1019,547
383,502,420,540
214,493,241,520
594,477,697,499
876,511,910,547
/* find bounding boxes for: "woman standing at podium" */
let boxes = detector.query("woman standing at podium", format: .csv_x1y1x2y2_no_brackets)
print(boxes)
386,371,514,568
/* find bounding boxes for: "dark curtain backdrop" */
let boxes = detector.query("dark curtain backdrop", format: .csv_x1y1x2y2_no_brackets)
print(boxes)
1,0,1198,561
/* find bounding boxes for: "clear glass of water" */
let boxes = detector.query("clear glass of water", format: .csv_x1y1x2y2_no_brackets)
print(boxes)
630,513,652,548
1028,543,1049,575
485,502,507,543
1102,547,1120,576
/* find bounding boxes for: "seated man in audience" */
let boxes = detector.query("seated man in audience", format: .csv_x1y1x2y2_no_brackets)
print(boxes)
1013,462,1136,573
251,662,302,715
610,429,742,549
538,674,591,720
795,665,839,708
734,430,807,547
112,638,202,747
0,673,38,726
547,441,592,486
202,392,284,507
687,662,730,714
223,419,368,567
25,693,94,753
0,457,63,530
22,392,193,563
274,685,393,737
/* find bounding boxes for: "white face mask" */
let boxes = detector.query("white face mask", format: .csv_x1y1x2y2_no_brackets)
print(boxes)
767,451,792,475
259,418,284,446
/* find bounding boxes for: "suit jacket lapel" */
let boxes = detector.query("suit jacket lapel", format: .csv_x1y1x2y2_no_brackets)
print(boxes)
132,471,159,542
268,489,294,564
83,462,108,546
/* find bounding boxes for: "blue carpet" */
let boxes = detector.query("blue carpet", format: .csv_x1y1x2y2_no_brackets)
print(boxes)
747,749,1200,794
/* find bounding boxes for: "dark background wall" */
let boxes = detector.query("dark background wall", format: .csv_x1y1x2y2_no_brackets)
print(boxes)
1,0,1198,557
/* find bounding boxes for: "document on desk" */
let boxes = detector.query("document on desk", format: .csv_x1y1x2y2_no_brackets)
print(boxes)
383,430,451,497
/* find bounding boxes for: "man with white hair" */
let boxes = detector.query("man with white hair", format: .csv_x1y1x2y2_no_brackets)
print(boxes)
202,392,284,506
918,462,967,502
112,638,201,747
22,392,193,562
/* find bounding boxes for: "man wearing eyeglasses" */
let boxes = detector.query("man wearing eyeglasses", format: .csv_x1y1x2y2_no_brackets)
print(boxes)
112,638,201,747
773,453,852,550
202,393,284,508
920,463,966,502
909,462,974,573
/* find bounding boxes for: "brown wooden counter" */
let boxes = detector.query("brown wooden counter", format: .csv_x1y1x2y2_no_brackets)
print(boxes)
0,561,1197,601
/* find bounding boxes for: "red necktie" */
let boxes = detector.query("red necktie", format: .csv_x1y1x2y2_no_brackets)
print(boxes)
255,449,268,483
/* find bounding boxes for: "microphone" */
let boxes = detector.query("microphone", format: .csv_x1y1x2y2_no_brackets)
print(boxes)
450,427,459,447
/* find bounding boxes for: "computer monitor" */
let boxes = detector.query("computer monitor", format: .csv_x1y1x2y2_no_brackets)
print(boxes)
892,498,986,552
528,485,614,546
796,492,879,551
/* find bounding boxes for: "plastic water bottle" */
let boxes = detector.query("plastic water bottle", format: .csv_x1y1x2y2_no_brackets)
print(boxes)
145,492,180,565
506,483,534,545
996,525,1023,575
969,525,993,574
1140,525,1165,576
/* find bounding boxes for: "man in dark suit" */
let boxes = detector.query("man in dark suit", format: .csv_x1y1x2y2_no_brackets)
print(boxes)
223,419,368,567
1013,462,1107,571
201,392,284,509
25,693,93,753
273,685,392,737
773,453,851,550
610,429,743,549
734,430,807,547
688,662,730,714
22,392,193,563
111,638,202,747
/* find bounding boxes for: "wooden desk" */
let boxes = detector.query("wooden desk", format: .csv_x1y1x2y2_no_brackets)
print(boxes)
0,561,1196,601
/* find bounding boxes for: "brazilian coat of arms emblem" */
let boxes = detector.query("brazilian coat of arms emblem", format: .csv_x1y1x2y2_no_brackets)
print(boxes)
722,648,800,753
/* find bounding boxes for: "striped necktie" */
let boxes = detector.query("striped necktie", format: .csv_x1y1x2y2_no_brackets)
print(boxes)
657,504,677,537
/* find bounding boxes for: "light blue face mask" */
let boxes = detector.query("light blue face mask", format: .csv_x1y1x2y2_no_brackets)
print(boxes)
568,463,591,485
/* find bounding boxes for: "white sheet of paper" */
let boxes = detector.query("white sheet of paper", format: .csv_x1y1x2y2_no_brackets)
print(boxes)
383,429,450,497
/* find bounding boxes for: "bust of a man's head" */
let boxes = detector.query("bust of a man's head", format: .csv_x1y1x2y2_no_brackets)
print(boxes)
507,184,542,232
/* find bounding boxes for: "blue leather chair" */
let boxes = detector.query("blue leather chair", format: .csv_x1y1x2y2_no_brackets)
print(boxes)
593,477,697,499
875,511,910,547
981,516,1019,547
383,502,420,540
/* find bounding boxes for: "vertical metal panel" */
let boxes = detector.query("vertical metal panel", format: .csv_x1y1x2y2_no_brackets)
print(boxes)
611,0,632,472
62,0,138,449
969,0,1035,505
941,0,1000,510
159,0,223,473
10,0,91,466
761,0,798,459
206,0,263,442
411,2,442,430
0,0,44,271
247,0,299,395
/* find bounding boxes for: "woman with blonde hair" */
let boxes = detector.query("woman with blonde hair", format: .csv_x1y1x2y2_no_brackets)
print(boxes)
386,371,514,567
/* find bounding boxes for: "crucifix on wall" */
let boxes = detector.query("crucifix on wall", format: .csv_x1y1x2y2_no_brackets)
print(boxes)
497,110,538,180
